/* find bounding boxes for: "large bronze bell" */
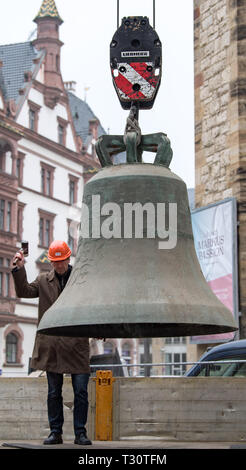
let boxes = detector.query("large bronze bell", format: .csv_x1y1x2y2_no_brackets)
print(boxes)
38,161,237,338
37,15,237,339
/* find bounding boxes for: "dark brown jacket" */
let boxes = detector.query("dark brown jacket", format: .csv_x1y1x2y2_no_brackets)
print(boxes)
12,266,90,374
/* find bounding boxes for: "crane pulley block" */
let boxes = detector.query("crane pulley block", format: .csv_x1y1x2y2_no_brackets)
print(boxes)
110,16,162,110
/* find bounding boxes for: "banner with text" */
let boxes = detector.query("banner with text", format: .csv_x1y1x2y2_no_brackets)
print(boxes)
190,198,238,344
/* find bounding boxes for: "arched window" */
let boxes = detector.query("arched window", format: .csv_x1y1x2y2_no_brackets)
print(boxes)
122,342,131,361
6,333,18,363
103,341,114,355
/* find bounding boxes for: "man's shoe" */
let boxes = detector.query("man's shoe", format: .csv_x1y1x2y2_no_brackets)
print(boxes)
74,432,92,445
43,432,63,445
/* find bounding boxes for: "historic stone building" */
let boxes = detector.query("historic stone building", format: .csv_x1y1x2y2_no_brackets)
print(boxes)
0,0,140,378
193,0,246,341
0,0,106,376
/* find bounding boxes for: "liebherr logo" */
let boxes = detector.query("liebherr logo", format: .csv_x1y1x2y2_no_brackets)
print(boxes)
75,195,177,250
121,51,150,57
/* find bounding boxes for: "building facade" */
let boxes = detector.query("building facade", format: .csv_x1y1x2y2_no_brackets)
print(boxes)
0,0,107,376
192,0,246,356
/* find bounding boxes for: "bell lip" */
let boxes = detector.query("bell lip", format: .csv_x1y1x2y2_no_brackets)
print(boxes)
38,322,238,338
38,300,238,338
88,163,184,184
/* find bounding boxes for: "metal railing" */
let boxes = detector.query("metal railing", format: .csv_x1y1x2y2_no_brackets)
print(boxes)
90,359,246,376
90,360,246,367
2,360,246,378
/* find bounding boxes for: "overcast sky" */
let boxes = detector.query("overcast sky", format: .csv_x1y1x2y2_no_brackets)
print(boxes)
0,0,195,187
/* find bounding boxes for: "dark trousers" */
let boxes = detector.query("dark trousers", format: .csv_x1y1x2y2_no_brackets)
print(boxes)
46,372,90,436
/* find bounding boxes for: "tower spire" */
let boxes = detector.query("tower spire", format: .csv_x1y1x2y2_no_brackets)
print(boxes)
32,0,64,108
34,0,63,24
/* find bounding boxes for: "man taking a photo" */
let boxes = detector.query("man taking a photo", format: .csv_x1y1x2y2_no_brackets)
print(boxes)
12,240,92,446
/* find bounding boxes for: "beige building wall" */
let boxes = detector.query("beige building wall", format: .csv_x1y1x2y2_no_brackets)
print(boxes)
190,0,246,360
194,0,238,205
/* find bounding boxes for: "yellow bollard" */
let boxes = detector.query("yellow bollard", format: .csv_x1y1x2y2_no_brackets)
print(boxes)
95,370,115,440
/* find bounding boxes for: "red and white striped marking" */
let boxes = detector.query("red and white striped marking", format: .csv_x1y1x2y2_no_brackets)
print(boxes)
112,62,159,101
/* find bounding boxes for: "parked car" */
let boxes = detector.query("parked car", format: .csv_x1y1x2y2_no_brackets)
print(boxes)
185,339,246,377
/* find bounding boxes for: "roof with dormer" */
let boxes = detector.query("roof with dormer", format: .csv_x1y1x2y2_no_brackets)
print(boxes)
68,91,106,145
34,0,63,23
0,42,43,103
0,42,106,144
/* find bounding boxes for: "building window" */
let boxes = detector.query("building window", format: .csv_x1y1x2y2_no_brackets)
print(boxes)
4,326,24,366
122,342,131,364
6,333,18,363
28,100,41,132
0,145,6,171
38,209,55,248
57,117,68,146
0,141,14,173
29,109,35,131
0,271,2,296
5,271,10,297
164,352,187,376
17,202,25,241
40,163,55,197
165,337,186,344
69,180,75,204
16,157,21,179
15,152,25,185
139,339,152,376
69,175,79,205
6,201,11,231
39,218,50,247
0,199,13,232
103,342,114,354
0,199,4,229
0,257,12,298
58,124,64,144
122,342,132,375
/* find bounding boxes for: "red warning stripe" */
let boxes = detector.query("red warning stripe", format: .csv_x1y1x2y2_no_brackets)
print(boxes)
129,62,159,88
114,73,146,100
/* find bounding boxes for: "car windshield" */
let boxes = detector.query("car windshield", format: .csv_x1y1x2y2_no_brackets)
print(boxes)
193,354,246,377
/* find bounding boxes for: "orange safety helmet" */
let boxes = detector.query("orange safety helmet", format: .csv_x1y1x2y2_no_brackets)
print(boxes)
48,240,72,262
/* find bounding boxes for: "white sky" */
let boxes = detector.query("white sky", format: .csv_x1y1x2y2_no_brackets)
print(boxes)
0,0,195,187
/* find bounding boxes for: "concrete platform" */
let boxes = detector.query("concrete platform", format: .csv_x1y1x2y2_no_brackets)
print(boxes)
1,439,246,449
